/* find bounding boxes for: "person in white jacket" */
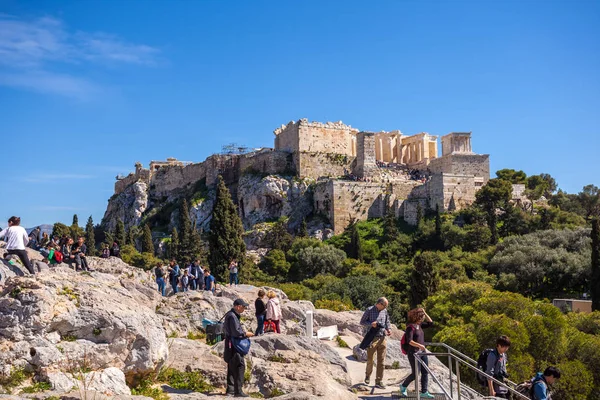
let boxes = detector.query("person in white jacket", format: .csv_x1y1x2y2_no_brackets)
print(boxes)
266,290,282,334
0,216,34,274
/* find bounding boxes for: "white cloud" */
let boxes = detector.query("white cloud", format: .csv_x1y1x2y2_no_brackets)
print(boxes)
0,14,161,98
0,70,99,99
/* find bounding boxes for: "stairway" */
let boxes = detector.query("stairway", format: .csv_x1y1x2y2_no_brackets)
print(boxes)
391,392,447,400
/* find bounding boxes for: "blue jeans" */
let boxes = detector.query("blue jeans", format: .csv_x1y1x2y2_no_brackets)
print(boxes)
156,277,166,297
170,276,179,294
255,314,265,336
229,272,238,285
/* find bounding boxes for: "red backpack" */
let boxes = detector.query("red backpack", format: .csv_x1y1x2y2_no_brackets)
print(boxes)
53,250,64,263
401,324,416,355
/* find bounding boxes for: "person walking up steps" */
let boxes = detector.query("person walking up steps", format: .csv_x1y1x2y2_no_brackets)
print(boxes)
400,308,435,398
0,216,34,274
360,297,391,389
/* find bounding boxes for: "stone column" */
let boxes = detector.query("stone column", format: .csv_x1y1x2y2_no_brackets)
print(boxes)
388,137,393,163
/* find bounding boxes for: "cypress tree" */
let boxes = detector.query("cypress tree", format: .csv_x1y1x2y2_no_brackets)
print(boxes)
416,204,424,227
126,228,135,246
70,214,84,240
72,214,79,226
349,221,364,262
190,220,205,261
299,218,308,237
170,227,180,261
592,218,600,311
115,219,126,247
142,224,155,254
208,176,246,280
383,208,398,242
85,216,96,256
178,199,194,264
435,204,443,250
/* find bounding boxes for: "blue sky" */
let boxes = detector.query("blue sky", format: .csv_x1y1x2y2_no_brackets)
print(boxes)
0,0,598,228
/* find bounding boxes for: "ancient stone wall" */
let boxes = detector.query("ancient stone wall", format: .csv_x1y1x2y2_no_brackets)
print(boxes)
355,132,376,178
274,119,358,156
295,152,355,180
428,154,490,181
114,169,150,195
315,180,421,234
151,162,208,195
239,150,294,176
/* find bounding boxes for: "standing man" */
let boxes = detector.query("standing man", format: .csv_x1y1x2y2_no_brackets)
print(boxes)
167,259,180,295
229,259,239,286
204,269,216,294
223,298,254,398
359,297,391,389
485,335,511,398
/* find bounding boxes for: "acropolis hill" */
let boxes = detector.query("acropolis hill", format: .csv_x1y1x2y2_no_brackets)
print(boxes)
103,119,490,236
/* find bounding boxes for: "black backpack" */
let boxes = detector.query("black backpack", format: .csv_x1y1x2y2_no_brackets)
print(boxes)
476,348,496,385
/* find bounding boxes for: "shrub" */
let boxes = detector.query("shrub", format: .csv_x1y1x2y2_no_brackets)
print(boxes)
157,368,213,392
552,360,594,400
293,245,346,280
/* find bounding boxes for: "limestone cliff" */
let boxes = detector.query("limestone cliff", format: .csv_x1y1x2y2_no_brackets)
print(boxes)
102,173,322,249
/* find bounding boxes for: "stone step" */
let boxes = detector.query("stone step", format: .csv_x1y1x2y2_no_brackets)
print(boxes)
391,392,447,400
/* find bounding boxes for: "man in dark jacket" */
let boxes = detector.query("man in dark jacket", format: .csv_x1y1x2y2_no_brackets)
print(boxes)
224,298,254,397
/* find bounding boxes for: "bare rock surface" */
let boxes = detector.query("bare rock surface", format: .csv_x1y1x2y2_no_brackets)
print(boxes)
0,256,168,391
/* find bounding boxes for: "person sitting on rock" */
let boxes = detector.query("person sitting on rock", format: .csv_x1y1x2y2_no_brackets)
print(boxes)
28,226,41,249
62,237,88,271
101,244,110,258
72,236,89,271
111,241,121,258
360,297,391,389
265,290,282,334
204,269,215,294
167,259,180,295
0,216,35,274
223,298,254,397
39,232,50,249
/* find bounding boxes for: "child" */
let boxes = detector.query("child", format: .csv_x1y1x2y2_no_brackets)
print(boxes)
181,269,190,292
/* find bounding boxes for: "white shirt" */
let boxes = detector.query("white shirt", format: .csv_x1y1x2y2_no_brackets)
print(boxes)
0,226,29,250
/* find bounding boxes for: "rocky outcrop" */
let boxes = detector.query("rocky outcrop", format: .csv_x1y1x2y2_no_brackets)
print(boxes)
103,181,148,231
237,175,313,230
0,257,168,390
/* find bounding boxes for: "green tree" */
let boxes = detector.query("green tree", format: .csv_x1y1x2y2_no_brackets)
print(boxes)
409,251,441,307
260,249,290,280
495,168,527,184
269,217,293,252
115,219,126,247
190,220,205,262
348,221,364,262
85,216,96,256
208,176,246,280
70,214,84,240
553,360,594,400
434,204,443,250
295,245,346,280
526,173,557,200
382,208,399,242
52,222,71,239
177,199,194,264
592,218,600,311
142,224,155,254
170,227,179,261
416,204,424,227
578,184,600,221
475,178,512,244
299,218,308,237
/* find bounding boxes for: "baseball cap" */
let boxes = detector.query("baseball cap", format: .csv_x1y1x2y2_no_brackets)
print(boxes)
233,298,249,307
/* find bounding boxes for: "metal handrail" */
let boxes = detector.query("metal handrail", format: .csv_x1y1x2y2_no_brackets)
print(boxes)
412,350,529,400
426,343,521,388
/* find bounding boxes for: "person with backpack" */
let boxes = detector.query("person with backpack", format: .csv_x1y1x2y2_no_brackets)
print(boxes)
167,259,181,295
400,308,434,398
530,367,561,400
223,298,254,397
111,241,121,258
359,297,391,389
0,216,34,274
482,335,511,398
154,262,166,297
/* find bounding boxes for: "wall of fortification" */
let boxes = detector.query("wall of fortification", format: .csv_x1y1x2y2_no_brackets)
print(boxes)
239,150,294,176
274,121,300,153
298,121,357,156
151,162,208,195
428,154,490,181
114,169,150,195
314,180,421,234
295,152,355,180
